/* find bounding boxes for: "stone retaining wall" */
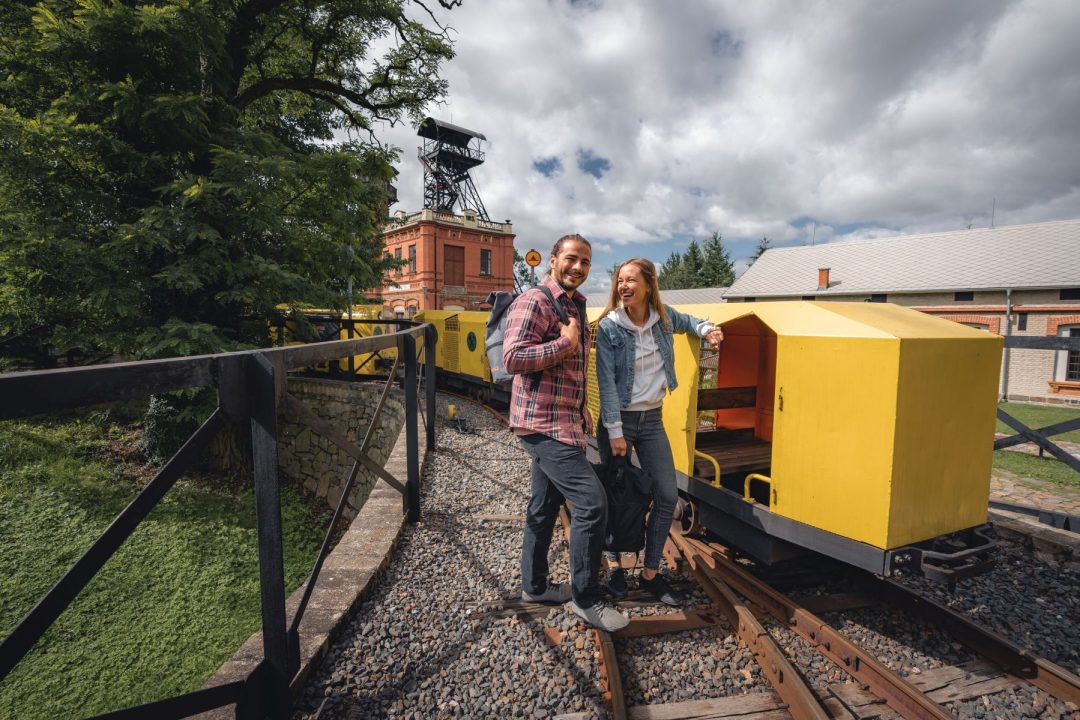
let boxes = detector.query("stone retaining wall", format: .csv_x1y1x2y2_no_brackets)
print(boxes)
277,377,405,518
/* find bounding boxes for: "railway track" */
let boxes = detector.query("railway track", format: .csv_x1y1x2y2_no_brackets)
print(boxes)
540,530,1080,720
457,395,1080,719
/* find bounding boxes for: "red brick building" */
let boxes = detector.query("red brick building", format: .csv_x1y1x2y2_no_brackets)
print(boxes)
370,208,516,316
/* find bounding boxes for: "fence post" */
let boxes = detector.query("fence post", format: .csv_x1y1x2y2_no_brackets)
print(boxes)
248,353,292,710
403,332,421,522
425,323,437,451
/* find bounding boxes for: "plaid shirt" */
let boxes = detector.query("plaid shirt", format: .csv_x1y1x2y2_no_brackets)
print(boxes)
503,276,592,447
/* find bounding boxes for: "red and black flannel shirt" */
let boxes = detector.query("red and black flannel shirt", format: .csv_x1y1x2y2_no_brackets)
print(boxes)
503,276,592,448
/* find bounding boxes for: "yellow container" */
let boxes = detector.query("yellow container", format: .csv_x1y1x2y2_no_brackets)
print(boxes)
415,310,491,382
591,301,1002,551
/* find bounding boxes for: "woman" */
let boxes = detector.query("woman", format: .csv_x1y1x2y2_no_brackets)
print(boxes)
594,258,724,605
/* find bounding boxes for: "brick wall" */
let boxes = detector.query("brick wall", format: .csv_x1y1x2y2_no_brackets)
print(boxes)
277,377,405,517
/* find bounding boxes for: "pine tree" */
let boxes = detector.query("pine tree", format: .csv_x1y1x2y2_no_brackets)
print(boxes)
682,239,706,288
658,251,685,290
750,236,773,265
701,231,735,287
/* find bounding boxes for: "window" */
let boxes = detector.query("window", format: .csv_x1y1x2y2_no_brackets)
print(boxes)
394,247,402,274
480,248,492,276
801,295,816,301
408,245,416,274
1067,327,1080,381
743,297,756,303
1017,313,1028,331
869,294,887,303
954,291,974,301
1061,288,1080,300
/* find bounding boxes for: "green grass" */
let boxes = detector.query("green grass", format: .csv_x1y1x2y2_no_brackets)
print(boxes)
0,412,330,719
993,450,1080,491
996,401,1080,442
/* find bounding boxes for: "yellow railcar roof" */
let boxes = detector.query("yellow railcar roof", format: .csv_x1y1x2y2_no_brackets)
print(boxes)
591,300,999,341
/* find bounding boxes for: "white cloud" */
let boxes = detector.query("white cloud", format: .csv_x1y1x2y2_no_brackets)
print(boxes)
375,0,1080,277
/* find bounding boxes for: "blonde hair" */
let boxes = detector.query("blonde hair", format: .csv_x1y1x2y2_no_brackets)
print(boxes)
599,257,669,327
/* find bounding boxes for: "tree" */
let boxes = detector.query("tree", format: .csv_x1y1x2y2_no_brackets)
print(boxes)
701,231,735,287
749,236,772,265
658,251,685,290
0,0,457,365
513,249,535,293
681,239,705,288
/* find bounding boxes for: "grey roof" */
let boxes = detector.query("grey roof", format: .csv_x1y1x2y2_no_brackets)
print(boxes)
586,286,729,307
659,287,729,305
726,219,1080,297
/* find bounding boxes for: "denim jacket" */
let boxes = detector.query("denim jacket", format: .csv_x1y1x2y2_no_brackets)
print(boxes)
595,305,716,430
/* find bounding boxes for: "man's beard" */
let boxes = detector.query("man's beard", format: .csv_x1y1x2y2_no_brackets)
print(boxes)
557,274,583,292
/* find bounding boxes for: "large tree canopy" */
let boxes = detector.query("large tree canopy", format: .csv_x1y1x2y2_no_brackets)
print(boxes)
0,0,456,364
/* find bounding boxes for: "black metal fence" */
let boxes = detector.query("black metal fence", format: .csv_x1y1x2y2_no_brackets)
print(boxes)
0,322,437,719
995,334,1080,477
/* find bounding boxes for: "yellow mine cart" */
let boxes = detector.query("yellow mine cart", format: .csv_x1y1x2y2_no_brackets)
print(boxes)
591,301,1002,581
415,310,497,401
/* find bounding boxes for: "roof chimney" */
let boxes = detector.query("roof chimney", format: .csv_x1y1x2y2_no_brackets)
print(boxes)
817,267,830,291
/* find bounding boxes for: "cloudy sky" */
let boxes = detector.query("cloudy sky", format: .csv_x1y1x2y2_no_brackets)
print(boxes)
374,0,1080,297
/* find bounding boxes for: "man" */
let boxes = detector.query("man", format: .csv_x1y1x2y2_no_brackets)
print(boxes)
503,234,629,632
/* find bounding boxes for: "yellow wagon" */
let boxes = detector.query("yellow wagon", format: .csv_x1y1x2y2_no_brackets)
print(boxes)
590,300,1002,581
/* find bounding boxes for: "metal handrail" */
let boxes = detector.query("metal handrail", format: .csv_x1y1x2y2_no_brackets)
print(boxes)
0,322,438,718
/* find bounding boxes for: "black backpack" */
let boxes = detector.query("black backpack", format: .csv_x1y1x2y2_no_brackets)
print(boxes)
595,457,653,553
484,285,568,384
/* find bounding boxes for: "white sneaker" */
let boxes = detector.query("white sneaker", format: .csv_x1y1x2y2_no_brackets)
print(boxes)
521,582,572,604
570,600,630,632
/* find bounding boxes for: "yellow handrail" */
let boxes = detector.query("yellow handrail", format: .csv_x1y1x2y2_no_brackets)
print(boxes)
693,450,722,488
743,473,777,507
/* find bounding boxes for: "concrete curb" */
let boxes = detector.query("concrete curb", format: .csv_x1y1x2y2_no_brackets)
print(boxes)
989,510,1080,564
194,407,427,718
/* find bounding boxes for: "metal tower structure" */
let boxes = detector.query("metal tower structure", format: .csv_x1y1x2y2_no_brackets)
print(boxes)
417,117,490,221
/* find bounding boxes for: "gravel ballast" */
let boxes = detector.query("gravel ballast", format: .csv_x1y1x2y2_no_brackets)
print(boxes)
294,394,1079,719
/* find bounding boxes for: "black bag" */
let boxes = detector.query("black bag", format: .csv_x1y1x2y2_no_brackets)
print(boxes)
595,457,652,553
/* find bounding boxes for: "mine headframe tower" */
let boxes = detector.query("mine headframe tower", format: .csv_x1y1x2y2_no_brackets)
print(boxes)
417,117,490,221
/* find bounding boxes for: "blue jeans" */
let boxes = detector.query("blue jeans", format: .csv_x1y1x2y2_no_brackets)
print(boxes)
598,408,678,570
518,433,608,609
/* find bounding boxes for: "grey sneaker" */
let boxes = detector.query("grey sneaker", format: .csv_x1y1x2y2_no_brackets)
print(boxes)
570,600,630,632
521,582,571,604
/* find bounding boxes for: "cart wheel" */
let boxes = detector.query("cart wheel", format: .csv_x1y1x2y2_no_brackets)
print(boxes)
672,498,699,536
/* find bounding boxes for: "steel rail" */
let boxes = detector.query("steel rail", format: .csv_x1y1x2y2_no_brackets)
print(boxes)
863,576,1080,707
682,535,954,720
556,504,627,720
671,533,830,720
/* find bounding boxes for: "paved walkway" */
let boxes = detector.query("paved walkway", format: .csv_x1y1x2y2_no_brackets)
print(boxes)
991,435,1080,515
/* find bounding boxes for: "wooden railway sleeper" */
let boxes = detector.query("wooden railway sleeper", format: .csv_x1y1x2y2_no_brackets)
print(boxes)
683,535,957,720
672,533,830,720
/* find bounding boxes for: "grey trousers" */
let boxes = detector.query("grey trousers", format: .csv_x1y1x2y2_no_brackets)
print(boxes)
517,433,608,609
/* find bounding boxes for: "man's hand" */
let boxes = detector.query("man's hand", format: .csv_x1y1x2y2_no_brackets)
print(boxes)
705,327,724,350
609,437,628,456
560,316,580,351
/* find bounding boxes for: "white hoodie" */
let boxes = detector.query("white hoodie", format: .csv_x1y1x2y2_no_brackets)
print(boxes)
604,306,669,439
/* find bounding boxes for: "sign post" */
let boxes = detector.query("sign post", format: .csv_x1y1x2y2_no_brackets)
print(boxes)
524,249,542,287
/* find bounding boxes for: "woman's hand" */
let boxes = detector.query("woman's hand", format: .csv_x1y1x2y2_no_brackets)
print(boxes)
609,437,628,456
705,328,724,350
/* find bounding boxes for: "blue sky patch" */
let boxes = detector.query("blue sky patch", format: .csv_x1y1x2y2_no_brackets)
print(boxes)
533,156,562,177
577,148,612,179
